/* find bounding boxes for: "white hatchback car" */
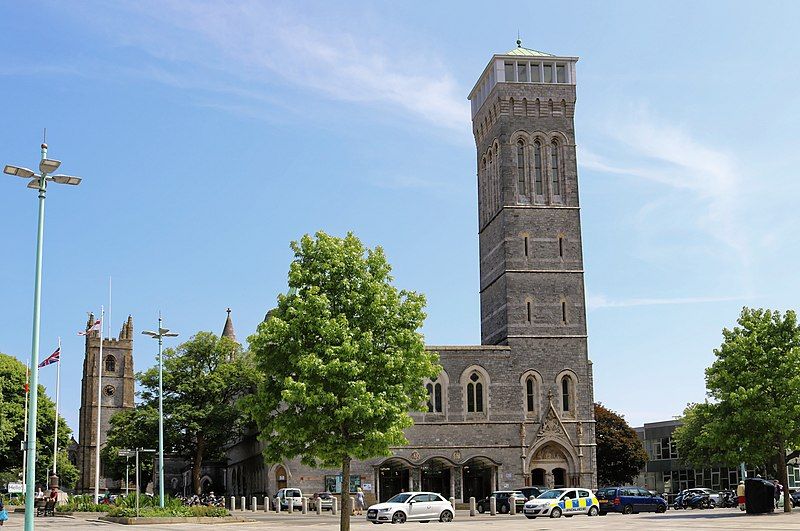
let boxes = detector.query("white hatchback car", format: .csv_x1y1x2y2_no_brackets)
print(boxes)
367,492,454,524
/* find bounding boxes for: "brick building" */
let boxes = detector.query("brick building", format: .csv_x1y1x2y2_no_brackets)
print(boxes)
225,41,597,504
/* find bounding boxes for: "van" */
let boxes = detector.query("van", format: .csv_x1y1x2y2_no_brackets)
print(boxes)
275,488,304,510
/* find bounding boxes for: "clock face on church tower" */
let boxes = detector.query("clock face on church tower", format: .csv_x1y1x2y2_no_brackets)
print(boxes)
103,385,115,397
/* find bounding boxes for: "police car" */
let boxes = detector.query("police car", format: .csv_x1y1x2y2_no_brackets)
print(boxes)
523,488,599,518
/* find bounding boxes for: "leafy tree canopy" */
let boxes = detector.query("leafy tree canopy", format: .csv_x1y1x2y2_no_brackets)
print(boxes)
673,308,800,512
594,403,648,486
0,352,76,488
244,232,440,531
102,407,159,491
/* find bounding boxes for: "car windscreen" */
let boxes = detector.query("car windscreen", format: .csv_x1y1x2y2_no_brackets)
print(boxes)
596,488,615,498
387,493,412,504
537,489,564,499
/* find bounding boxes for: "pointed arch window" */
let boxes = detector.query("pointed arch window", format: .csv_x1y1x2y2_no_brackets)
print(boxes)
467,372,484,413
517,140,528,198
533,141,543,196
526,377,536,412
105,356,116,372
561,376,574,412
426,379,443,413
551,140,561,196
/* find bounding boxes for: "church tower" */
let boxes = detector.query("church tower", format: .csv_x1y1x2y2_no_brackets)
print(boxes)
76,315,136,492
468,41,596,487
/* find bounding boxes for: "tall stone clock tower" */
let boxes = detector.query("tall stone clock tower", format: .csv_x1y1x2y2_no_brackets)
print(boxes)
76,315,136,492
468,40,596,487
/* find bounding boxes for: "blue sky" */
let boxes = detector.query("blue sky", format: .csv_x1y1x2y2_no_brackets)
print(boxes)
1,0,799,434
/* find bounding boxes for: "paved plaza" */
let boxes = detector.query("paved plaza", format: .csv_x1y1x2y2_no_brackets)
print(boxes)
3,509,800,530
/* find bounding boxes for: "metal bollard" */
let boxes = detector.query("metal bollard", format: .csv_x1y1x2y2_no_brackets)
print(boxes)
490,496,496,516
510,498,516,515
288,498,294,514
469,497,476,517
332,496,338,515
230,496,236,511
316,497,322,515
241,496,246,511
302,497,308,514
264,496,270,513
252,496,257,512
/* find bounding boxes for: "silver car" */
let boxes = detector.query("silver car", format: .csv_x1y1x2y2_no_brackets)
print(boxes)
366,492,454,524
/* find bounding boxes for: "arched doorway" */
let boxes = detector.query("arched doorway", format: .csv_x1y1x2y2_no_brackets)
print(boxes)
378,458,412,502
420,458,453,498
275,465,288,490
529,442,571,489
462,457,496,502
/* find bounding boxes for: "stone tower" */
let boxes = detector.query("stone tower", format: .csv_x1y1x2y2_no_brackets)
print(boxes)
468,41,596,487
76,314,136,492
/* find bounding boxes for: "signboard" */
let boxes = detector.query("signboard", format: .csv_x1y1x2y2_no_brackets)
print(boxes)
7,482,24,493
362,483,373,492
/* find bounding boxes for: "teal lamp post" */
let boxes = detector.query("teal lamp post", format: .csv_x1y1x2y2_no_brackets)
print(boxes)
142,315,178,508
4,143,81,531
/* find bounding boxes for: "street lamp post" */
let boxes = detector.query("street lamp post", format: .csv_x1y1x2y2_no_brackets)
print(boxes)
142,316,178,508
4,143,82,531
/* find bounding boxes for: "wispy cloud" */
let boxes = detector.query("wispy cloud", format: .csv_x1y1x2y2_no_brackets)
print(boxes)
587,293,748,311
70,1,469,135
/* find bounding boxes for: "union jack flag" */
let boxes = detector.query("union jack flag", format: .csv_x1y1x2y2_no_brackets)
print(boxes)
38,347,60,368
78,319,101,336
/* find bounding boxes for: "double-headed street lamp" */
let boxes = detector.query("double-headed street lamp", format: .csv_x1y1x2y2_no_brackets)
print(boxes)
4,144,81,531
142,316,178,508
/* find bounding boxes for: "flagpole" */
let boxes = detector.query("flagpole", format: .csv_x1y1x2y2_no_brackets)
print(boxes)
52,337,61,478
22,361,30,491
94,306,104,504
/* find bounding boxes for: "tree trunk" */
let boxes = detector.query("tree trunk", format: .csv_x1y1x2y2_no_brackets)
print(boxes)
340,455,351,531
778,443,791,513
193,434,205,496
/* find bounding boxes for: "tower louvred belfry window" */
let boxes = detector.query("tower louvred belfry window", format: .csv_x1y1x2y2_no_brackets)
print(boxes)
551,139,561,196
105,356,115,372
517,140,528,197
534,140,543,195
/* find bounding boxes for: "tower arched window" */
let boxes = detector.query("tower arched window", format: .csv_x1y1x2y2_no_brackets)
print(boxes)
105,356,116,372
526,377,536,412
533,141,543,196
517,140,528,198
561,376,574,413
551,140,561,196
466,372,485,413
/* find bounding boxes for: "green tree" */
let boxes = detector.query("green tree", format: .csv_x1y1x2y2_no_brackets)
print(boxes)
101,407,159,491
673,308,800,512
594,403,648,486
130,333,255,495
0,352,76,488
244,232,441,531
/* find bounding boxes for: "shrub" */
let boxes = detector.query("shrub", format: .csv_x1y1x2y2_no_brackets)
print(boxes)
107,505,229,518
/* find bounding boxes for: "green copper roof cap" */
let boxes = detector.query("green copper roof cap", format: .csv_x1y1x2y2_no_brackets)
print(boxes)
505,37,554,57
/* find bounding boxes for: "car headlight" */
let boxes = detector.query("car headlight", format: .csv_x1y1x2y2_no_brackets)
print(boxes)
378,508,391,512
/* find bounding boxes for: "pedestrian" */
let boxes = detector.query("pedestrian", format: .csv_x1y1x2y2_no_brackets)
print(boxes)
49,486,58,501
355,487,365,516
0,497,7,527
736,480,746,511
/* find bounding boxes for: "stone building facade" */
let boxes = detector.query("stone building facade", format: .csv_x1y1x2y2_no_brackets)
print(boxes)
225,42,597,504
76,315,136,492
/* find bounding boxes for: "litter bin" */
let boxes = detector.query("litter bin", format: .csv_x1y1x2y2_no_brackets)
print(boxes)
745,478,775,514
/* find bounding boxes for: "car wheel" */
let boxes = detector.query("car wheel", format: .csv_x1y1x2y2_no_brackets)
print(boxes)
499,504,509,514
392,512,406,524
477,505,485,514
708,500,716,509
588,506,599,516
622,504,633,515
656,505,666,513
439,510,453,522
550,507,562,518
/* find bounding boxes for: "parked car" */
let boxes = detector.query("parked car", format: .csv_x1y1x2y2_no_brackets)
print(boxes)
274,488,303,510
312,492,333,511
517,486,547,500
790,490,800,507
523,488,599,518
595,486,667,515
366,492,453,524
476,491,525,513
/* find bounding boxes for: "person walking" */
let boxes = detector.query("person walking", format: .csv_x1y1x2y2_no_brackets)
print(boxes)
355,487,365,516
0,497,8,527
737,480,746,511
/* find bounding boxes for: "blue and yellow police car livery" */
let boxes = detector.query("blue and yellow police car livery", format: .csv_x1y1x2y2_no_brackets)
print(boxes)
523,488,600,519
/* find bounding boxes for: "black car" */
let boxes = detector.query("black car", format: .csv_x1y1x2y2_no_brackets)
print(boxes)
516,486,546,501
476,491,525,514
